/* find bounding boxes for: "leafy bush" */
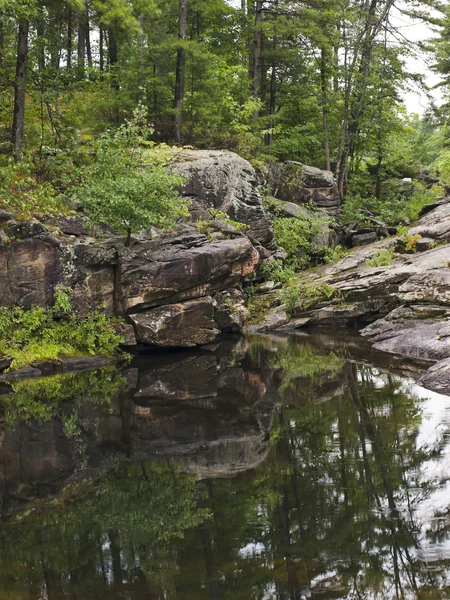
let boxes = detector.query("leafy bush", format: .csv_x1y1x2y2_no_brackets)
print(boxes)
71,105,189,243
0,290,125,370
259,259,296,284
0,160,69,218
342,182,440,226
279,281,336,317
364,248,393,267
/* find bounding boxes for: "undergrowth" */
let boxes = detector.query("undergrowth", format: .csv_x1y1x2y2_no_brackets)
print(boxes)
0,289,125,370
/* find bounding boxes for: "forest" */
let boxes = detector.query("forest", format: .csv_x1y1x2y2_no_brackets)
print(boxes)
1,0,450,227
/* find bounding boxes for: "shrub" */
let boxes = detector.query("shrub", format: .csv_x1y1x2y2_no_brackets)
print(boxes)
0,292,125,370
71,105,189,243
364,248,393,267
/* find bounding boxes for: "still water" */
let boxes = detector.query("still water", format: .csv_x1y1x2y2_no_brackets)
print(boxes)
0,332,450,599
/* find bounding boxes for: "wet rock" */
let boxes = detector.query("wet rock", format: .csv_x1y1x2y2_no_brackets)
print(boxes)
31,360,63,376
0,357,12,373
214,289,248,333
61,355,116,373
246,305,289,333
130,297,220,347
114,322,137,346
267,161,340,218
419,358,450,394
172,149,275,251
0,366,42,382
117,226,259,313
134,354,219,401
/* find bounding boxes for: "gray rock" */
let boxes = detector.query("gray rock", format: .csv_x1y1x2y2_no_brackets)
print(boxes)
267,161,340,218
130,297,220,347
172,149,275,250
246,305,289,333
351,231,377,246
117,226,259,313
419,358,450,394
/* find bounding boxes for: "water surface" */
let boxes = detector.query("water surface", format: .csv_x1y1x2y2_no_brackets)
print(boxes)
0,332,449,599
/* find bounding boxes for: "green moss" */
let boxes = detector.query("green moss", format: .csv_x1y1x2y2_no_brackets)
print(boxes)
364,248,393,267
279,281,337,317
0,292,125,371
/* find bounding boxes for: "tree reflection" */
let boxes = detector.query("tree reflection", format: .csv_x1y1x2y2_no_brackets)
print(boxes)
1,337,450,599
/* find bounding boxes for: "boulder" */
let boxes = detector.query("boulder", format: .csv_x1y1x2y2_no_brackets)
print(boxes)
130,297,220,347
0,238,61,309
172,149,275,250
116,226,259,313
267,161,340,218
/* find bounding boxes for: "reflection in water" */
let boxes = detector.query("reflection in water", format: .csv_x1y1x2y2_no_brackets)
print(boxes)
0,333,450,598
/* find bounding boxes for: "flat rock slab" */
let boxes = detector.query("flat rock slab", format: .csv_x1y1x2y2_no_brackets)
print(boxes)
419,358,450,394
131,297,220,347
246,305,289,333
117,227,259,313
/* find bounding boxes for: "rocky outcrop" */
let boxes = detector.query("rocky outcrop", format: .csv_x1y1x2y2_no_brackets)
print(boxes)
116,226,258,313
0,220,259,350
258,198,450,392
267,161,340,218
172,149,275,251
131,297,220,347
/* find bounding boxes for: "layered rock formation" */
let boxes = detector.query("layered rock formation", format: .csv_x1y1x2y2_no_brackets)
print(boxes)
172,149,276,252
256,200,450,393
267,161,341,219
0,150,269,350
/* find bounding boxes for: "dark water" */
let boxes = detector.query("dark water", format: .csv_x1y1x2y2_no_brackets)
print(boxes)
1,332,450,599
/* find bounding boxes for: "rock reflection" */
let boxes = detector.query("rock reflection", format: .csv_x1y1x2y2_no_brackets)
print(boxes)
0,333,450,598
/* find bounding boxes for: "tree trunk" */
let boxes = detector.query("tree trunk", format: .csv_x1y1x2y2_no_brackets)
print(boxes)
0,21,4,68
67,9,72,69
84,10,92,69
99,26,104,72
174,0,188,143
77,25,85,73
320,47,331,171
108,29,119,89
12,22,29,161
251,0,263,118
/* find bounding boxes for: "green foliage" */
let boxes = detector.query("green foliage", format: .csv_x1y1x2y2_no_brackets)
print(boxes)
259,258,296,284
342,182,440,226
1,366,125,426
279,280,336,317
364,248,393,268
195,208,248,237
0,160,70,218
0,299,125,370
71,106,189,238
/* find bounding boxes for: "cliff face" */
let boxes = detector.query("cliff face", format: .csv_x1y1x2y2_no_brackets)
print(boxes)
0,150,341,351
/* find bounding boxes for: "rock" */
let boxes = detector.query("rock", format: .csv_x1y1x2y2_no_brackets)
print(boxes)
61,355,116,373
30,360,63,376
114,322,137,346
0,357,12,373
0,366,42,382
49,216,89,237
172,149,275,250
116,226,259,313
130,297,220,347
267,161,340,218
214,289,248,333
134,354,219,401
408,203,450,242
0,238,61,309
419,196,450,217
419,358,450,394
351,231,378,246
362,316,450,362
246,305,289,333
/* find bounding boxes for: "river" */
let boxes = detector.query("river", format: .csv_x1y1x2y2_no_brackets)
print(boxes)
0,331,449,599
